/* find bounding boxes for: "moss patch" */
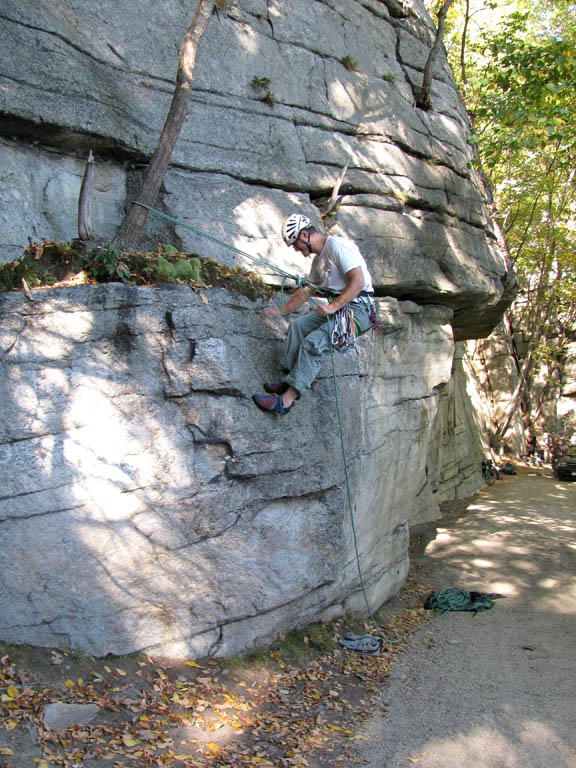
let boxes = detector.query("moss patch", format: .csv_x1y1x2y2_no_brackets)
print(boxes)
0,240,87,292
0,240,275,303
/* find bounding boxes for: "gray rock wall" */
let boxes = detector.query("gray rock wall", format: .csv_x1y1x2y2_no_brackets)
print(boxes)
422,338,522,520
0,0,521,658
0,0,516,340
0,285,454,657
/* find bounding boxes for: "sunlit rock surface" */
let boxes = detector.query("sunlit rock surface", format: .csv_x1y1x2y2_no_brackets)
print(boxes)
0,0,516,339
0,0,520,657
0,285,457,657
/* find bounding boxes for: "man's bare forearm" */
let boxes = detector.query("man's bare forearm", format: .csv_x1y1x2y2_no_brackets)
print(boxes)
282,286,317,314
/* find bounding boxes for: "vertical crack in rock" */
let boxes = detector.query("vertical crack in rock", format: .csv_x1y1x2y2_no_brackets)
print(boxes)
165,309,176,336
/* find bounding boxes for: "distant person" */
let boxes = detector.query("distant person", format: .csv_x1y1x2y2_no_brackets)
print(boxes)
252,214,375,415
526,432,537,459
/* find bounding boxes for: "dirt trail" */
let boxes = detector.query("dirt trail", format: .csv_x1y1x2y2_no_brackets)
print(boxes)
354,468,576,768
1,467,574,767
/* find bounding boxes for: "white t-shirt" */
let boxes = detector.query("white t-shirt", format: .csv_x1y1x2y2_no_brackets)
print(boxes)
309,236,373,294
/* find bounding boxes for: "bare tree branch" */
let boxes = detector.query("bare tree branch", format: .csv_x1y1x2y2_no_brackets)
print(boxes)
459,0,470,100
78,150,95,241
322,162,349,217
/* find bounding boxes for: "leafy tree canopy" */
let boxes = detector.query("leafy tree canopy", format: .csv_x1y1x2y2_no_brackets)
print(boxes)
429,0,576,435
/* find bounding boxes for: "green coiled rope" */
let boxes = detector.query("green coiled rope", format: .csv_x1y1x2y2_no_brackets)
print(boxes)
425,588,500,613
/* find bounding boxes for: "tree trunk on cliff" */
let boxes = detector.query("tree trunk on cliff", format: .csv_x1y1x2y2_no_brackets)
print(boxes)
458,0,470,102
113,0,215,250
416,0,454,110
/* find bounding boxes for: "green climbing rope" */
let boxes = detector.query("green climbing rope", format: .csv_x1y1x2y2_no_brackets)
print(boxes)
135,203,380,632
326,315,377,624
426,588,473,611
425,588,500,613
133,201,332,298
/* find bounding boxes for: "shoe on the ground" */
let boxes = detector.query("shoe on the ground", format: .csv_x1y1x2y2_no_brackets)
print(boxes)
252,393,293,415
263,381,289,395
339,634,382,654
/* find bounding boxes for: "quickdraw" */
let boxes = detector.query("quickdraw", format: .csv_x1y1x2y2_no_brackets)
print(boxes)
331,297,377,351
331,306,359,351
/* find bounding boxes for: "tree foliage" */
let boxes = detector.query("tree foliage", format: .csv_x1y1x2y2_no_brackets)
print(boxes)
438,0,576,438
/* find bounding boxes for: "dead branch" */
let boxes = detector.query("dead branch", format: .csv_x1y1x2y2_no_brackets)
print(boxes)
78,150,95,241
322,161,349,218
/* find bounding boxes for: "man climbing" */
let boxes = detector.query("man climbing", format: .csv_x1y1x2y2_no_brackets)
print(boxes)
252,213,375,415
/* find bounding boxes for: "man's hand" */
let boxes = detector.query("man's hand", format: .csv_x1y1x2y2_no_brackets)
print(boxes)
313,302,338,317
314,267,365,315
262,286,314,320
262,306,282,320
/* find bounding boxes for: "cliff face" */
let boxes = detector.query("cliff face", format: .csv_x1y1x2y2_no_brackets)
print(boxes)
0,0,516,340
0,0,520,657
0,286,454,657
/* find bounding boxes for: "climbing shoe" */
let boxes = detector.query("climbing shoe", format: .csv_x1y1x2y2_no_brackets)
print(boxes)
264,382,301,400
263,381,289,395
339,633,383,654
252,393,293,415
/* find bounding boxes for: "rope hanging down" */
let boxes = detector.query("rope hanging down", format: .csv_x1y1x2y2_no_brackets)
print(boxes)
136,201,379,633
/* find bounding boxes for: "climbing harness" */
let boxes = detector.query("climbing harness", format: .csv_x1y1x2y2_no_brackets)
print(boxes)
368,296,378,335
328,291,378,352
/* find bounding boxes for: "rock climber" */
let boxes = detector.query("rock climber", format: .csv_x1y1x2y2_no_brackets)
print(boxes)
252,213,375,415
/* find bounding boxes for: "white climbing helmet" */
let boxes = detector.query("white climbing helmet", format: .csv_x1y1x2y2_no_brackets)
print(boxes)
282,213,311,246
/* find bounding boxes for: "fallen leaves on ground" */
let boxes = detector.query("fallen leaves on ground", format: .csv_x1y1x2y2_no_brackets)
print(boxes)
0,577,432,768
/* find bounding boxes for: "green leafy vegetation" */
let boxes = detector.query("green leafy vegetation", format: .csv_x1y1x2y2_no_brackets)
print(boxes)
341,55,359,71
156,255,202,283
0,240,275,302
92,246,131,283
251,76,271,90
251,75,275,106
436,0,576,439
